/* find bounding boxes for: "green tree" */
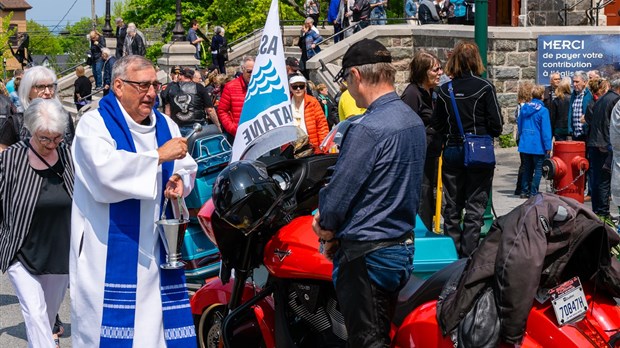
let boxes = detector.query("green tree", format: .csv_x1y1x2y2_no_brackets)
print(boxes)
118,0,303,46
26,20,63,57
0,12,18,77
121,0,210,39
205,0,302,41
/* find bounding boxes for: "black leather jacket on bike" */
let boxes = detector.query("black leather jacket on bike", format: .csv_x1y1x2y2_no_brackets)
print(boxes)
437,193,620,345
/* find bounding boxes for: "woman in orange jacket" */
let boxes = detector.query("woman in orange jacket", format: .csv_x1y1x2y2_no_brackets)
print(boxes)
289,74,329,150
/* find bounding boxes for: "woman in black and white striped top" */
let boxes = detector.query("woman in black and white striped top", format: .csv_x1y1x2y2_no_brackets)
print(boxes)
0,98,74,348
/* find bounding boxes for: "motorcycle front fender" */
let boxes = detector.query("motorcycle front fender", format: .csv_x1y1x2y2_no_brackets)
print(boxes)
190,278,235,316
191,277,273,316
190,277,276,347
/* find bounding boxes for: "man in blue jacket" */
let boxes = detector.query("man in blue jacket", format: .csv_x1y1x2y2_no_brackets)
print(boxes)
313,39,426,347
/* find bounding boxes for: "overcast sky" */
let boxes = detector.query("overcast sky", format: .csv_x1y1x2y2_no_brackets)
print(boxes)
26,0,121,30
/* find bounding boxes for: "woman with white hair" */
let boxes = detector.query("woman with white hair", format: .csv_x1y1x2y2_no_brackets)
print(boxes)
0,66,75,151
211,26,228,74
123,23,146,56
0,98,74,348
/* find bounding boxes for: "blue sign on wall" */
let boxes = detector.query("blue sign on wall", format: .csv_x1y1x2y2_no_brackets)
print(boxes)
537,35,620,84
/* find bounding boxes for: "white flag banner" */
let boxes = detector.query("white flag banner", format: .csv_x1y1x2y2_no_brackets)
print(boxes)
230,0,298,162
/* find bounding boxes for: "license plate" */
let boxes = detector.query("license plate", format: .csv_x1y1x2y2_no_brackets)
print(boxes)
549,277,588,326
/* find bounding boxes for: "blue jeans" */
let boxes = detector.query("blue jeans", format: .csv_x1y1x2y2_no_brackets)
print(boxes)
92,59,103,88
520,153,545,196
333,243,413,346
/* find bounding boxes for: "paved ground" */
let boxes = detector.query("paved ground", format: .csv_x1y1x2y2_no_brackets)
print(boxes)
0,146,589,347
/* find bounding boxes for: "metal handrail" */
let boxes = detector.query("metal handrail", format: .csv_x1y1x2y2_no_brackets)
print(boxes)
281,20,309,25
587,0,614,26
227,28,264,51
77,87,105,102
57,60,88,77
558,0,590,26
314,17,410,47
228,17,413,52
315,24,358,46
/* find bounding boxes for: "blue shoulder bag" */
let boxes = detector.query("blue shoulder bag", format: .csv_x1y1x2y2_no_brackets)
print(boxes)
448,81,496,168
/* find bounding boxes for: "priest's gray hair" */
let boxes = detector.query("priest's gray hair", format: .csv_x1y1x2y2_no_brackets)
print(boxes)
19,66,58,110
23,98,68,135
111,55,154,83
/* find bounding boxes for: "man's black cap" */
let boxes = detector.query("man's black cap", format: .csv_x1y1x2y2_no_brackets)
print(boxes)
171,65,181,74
286,57,300,71
333,39,392,82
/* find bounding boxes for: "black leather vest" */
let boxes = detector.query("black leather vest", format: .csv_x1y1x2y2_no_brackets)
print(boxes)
169,82,206,125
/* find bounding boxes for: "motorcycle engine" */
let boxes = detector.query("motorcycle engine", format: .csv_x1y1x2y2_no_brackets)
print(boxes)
287,281,348,344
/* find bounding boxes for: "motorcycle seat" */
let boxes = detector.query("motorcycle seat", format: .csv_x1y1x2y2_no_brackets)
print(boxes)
392,258,467,326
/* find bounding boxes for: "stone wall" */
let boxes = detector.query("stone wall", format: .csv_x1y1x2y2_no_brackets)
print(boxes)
305,24,620,135
524,0,604,27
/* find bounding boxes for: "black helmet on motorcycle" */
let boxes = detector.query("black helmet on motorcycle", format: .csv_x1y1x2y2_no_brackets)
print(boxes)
212,160,283,234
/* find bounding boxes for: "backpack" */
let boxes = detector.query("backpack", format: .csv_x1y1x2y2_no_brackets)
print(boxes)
351,0,370,21
218,38,229,62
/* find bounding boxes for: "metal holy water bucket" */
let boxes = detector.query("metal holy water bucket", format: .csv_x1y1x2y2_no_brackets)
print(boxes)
156,218,190,269
156,196,190,269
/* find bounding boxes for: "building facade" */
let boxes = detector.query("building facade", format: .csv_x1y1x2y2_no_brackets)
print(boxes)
485,0,617,27
0,0,32,71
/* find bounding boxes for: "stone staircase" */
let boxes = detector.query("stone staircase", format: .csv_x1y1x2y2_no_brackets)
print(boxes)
227,25,334,70
55,25,339,120
56,68,100,124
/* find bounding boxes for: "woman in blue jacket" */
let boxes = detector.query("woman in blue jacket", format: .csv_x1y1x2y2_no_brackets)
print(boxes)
518,85,553,198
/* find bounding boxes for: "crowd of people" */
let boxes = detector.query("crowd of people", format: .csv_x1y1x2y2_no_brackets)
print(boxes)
0,17,347,347
322,0,474,40
1,9,619,348
515,69,620,228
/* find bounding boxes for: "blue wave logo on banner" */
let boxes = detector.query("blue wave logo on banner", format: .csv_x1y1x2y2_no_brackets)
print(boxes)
239,60,288,124
231,0,298,161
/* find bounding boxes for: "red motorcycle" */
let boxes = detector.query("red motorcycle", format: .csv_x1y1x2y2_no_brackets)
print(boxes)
189,137,620,348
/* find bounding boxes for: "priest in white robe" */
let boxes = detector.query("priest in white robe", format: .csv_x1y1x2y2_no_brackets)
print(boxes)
70,55,198,348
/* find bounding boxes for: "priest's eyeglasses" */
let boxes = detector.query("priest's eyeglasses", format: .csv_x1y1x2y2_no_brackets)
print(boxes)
121,79,162,93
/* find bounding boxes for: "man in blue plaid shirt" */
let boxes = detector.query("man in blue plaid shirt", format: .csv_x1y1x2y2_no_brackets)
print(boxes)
569,71,592,141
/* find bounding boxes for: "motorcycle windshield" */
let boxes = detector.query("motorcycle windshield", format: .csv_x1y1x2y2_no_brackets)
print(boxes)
318,118,356,154
240,125,307,161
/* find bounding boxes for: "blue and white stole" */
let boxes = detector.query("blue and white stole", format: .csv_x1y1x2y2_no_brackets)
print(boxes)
98,92,197,347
